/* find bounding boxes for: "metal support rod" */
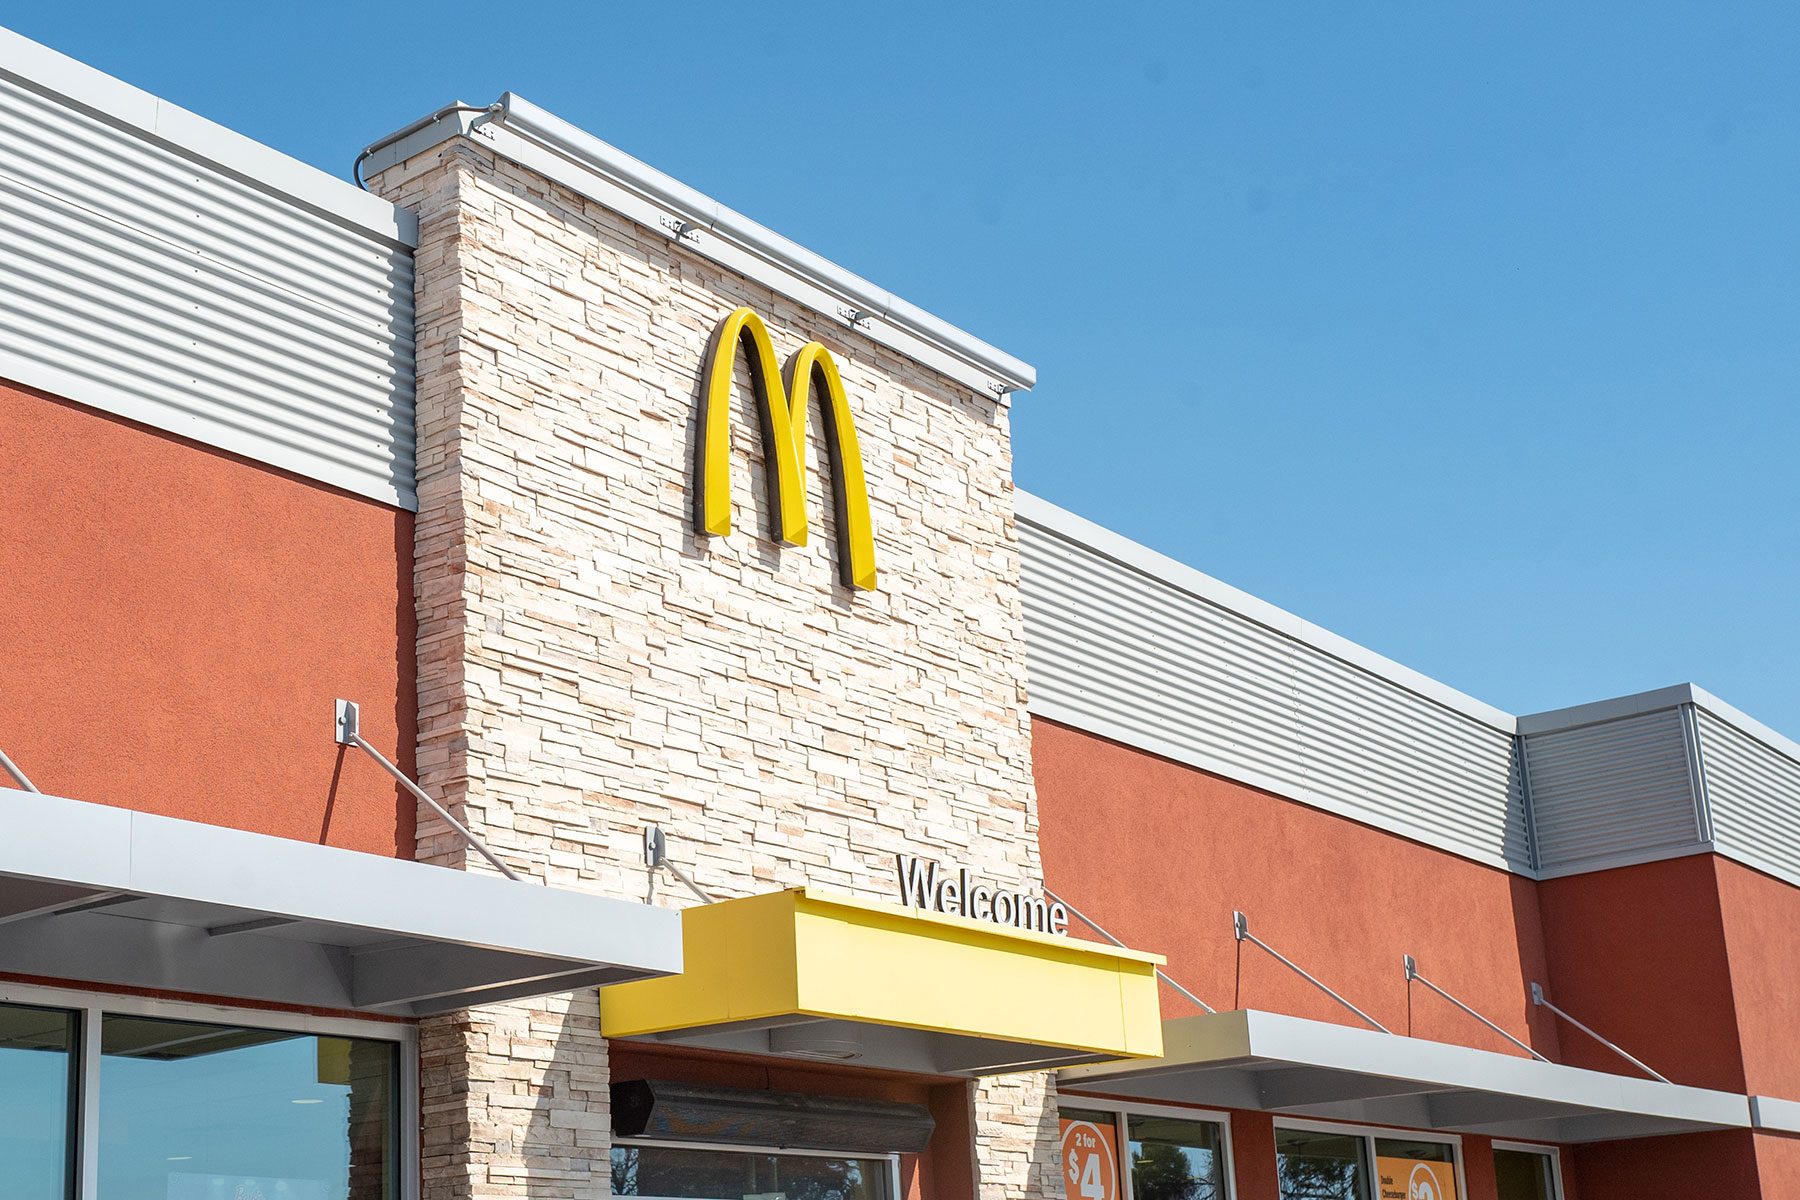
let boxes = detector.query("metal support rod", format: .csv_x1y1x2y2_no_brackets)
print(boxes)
1234,911,1390,1034
1047,888,1215,1013
643,825,716,904
1531,982,1670,1084
1405,955,1548,1062
0,747,41,793
335,700,521,882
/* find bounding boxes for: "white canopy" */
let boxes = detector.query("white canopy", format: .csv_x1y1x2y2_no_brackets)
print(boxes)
0,789,682,1015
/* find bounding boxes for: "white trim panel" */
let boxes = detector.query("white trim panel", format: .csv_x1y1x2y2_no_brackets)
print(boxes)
0,788,682,1015
1521,706,1707,876
1695,705,1800,890
0,26,418,508
1017,493,1529,871
1061,1009,1752,1144
1750,1094,1800,1134
358,96,1034,399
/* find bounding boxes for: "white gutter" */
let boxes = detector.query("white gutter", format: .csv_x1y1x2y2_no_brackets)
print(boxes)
357,94,1035,399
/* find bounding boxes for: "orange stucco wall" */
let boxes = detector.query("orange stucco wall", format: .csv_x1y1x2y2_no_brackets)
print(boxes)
1537,856,1745,1093
1716,858,1800,1099
1032,718,1561,1055
1,383,416,855
1572,1129,1761,1198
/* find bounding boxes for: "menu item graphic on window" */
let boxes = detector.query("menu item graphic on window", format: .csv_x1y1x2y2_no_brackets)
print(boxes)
1059,1116,1120,1200
1377,1156,1459,1200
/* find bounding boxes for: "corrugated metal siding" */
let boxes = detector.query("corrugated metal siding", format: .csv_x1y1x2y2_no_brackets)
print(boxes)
1018,514,1529,870
0,70,416,508
1521,707,1704,875
1697,707,1800,887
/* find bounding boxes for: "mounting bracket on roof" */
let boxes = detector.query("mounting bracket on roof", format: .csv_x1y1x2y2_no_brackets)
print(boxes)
1405,954,1548,1061
642,824,716,905
1234,910,1390,1033
0,747,41,793
1530,981,1671,1083
333,699,523,882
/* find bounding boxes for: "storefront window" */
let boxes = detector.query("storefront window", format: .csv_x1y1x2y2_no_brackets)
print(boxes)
1128,1113,1225,1200
98,1015,399,1200
1493,1148,1557,1200
0,1003,78,1200
1276,1127,1368,1200
610,1142,895,1200
1372,1138,1457,1200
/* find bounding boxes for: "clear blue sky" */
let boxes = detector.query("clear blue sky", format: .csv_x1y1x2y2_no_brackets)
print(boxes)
14,3,1797,731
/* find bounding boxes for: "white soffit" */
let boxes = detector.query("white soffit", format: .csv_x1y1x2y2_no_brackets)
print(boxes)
357,95,1035,399
1061,1010,1752,1144
0,789,681,1016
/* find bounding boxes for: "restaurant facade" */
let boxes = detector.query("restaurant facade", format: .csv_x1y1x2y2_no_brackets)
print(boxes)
1,23,1798,1200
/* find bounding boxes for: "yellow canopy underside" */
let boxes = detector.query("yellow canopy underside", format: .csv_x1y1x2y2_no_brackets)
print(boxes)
600,887,1165,1075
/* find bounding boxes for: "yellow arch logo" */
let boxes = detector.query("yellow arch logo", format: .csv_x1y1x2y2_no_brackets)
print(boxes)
696,306,878,592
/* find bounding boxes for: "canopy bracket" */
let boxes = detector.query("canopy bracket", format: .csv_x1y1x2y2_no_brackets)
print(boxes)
1047,887,1214,1013
1531,981,1671,1084
334,699,522,883
1234,910,1389,1033
643,825,716,904
1405,954,1548,1061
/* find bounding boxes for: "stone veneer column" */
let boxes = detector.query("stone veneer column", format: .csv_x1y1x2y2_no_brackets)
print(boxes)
373,132,1065,1199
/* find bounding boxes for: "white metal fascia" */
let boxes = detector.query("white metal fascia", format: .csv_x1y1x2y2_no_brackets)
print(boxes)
0,788,682,974
1062,1009,1753,1132
1750,1095,1800,1134
356,94,1035,399
1014,491,1517,733
0,24,415,248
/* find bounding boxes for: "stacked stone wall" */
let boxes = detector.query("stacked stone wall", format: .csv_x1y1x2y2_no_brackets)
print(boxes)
374,138,1061,1199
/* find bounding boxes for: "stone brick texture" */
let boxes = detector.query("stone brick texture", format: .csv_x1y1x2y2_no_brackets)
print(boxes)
373,137,1063,1199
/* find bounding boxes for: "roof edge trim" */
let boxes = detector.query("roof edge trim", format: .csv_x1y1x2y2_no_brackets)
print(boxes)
357,94,1035,398
0,24,416,248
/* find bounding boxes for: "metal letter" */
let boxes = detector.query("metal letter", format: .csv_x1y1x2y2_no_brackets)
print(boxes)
697,308,808,547
786,341,878,590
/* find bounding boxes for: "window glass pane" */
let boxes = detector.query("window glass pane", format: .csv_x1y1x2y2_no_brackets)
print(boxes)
1276,1127,1368,1200
0,1003,77,1200
610,1144,893,1199
99,1015,399,1200
1493,1149,1556,1200
1373,1138,1458,1200
1128,1113,1224,1200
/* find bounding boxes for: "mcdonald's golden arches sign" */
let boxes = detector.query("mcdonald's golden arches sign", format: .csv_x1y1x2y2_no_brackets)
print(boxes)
696,307,878,592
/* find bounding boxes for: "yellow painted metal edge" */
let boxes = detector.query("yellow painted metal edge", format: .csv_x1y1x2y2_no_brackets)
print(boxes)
792,886,1165,965
601,887,1165,1060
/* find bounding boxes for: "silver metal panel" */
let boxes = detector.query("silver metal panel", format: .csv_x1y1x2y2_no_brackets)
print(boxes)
1061,1010,1752,1143
1696,706,1800,888
0,60,416,508
1522,707,1706,875
0,788,682,1015
1017,506,1527,870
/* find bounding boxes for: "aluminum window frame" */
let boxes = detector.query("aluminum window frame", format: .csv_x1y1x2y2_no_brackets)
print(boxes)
1059,1094,1237,1200
1490,1139,1564,1200
0,979,420,1200
610,1134,904,1200
1273,1116,1468,1200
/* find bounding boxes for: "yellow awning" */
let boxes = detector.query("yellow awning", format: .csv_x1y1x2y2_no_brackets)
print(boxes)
600,887,1164,1076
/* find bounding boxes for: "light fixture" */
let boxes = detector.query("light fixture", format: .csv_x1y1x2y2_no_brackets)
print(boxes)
167,1155,193,1162
291,1098,324,1105
769,1025,863,1062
